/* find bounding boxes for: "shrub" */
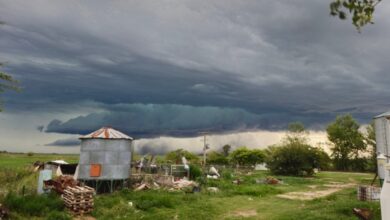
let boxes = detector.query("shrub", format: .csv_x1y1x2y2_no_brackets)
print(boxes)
221,169,233,180
230,147,265,166
27,152,34,157
207,151,229,165
266,142,328,176
189,164,202,180
165,149,199,164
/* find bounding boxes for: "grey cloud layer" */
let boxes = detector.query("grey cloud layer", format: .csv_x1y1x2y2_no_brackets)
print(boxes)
45,137,81,147
1,0,390,136
46,103,304,138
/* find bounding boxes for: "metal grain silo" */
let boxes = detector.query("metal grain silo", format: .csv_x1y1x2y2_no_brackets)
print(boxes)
77,127,134,192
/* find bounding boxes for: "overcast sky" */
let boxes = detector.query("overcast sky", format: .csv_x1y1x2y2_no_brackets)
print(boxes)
0,0,389,153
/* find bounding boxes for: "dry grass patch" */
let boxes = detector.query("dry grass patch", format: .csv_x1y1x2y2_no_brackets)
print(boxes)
277,183,355,200
228,209,257,218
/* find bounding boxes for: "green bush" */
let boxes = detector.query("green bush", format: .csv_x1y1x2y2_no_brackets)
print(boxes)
3,192,65,217
266,142,328,176
207,151,229,165
221,169,233,180
165,149,199,164
230,147,265,166
189,164,202,180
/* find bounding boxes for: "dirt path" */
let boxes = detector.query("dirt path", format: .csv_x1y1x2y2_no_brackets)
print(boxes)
277,182,356,200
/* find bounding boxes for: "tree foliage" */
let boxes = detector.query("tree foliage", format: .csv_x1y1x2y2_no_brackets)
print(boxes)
330,0,381,31
229,147,265,166
221,144,231,157
207,151,229,165
285,122,308,144
165,149,199,164
267,124,330,176
266,142,329,176
326,114,366,171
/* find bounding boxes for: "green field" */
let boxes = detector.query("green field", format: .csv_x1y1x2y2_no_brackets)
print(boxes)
0,153,382,219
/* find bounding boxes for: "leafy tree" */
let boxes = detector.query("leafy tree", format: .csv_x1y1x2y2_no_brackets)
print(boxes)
165,149,199,164
326,114,366,171
288,122,305,133
207,151,229,165
266,142,327,176
221,144,231,157
266,125,331,176
284,122,309,144
230,147,265,166
312,146,332,170
330,0,381,31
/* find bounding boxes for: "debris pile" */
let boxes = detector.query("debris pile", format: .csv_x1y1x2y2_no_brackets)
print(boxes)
353,208,373,220
172,179,198,190
207,166,220,179
256,176,282,185
232,179,242,185
132,174,198,191
33,161,44,171
0,203,9,220
63,186,95,216
207,187,219,193
44,175,79,194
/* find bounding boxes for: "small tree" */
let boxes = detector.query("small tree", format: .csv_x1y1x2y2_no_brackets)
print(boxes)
222,144,231,157
165,149,199,164
326,114,366,171
230,147,265,166
207,151,229,165
285,122,308,144
266,142,327,176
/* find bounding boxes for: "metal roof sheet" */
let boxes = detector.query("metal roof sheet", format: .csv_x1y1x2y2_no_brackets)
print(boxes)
374,111,390,119
80,127,133,140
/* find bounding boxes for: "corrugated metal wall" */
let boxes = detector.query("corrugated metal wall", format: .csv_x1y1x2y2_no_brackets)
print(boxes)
78,139,132,180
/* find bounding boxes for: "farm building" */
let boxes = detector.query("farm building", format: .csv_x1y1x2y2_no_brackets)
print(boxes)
77,127,134,192
44,160,78,176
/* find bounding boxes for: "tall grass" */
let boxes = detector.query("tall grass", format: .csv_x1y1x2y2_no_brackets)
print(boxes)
3,192,70,219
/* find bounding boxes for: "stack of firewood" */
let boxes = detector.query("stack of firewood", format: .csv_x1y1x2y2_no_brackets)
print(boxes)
63,186,95,216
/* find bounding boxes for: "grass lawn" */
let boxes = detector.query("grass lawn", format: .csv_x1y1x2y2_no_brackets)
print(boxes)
0,152,78,169
0,153,382,219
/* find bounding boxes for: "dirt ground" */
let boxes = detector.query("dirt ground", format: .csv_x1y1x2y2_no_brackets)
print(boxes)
277,182,356,200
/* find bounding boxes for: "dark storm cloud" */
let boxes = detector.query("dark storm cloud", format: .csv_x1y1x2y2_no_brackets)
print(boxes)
45,103,334,138
1,0,390,136
45,137,80,147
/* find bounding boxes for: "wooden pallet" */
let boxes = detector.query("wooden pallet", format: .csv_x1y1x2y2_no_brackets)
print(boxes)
63,186,95,216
